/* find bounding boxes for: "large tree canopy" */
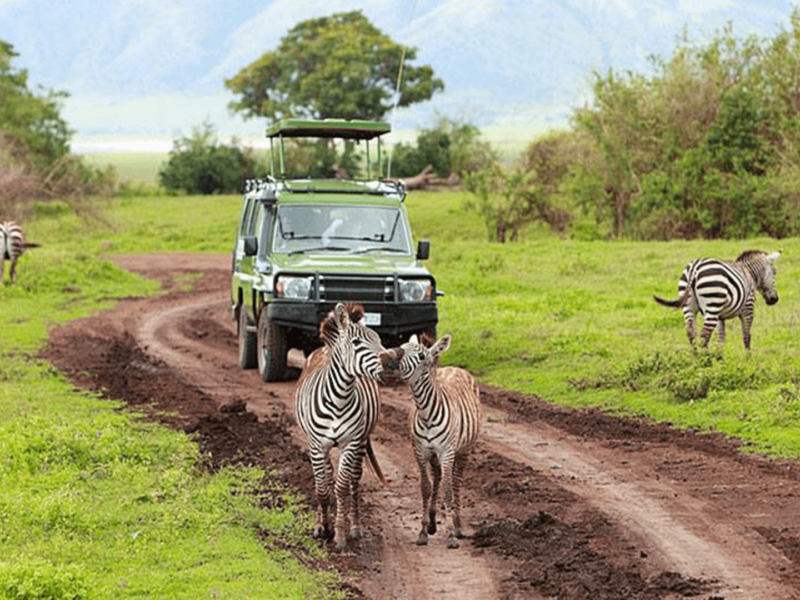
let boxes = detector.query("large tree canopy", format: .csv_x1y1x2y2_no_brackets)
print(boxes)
225,11,444,122
0,40,72,169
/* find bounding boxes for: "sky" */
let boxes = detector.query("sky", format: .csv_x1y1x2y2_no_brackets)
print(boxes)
0,0,797,153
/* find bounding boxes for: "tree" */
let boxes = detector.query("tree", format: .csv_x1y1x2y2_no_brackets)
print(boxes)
159,122,264,195
225,11,444,122
0,40,72,170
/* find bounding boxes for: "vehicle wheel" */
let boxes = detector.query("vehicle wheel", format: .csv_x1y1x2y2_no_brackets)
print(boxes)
257,310,288,382
238,306,257,369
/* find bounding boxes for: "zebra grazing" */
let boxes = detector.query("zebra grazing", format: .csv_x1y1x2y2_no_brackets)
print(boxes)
294,302,395,549
1,221,39,284
395,332,483,549
654,250,781,350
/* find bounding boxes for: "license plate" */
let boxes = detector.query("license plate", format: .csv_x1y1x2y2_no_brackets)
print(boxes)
364,312,381,326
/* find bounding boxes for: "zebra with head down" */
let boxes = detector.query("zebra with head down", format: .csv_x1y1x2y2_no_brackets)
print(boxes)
654,249,781,351
294,302,395,549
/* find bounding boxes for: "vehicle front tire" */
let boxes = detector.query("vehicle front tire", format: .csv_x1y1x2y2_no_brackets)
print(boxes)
238,305,257,369
257,309,288,382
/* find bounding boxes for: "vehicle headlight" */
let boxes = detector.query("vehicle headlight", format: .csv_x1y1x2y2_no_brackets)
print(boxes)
276,275,312,299
399,278,432,302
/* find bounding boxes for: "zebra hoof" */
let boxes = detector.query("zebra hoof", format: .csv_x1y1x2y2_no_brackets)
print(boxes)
447,537,460,549
334,538,348,550
312,525,326,539
427,521,437,535
349,527,362,539
416,533,428,546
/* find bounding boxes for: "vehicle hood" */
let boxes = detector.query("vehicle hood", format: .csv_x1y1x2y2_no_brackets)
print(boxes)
272,253,430,276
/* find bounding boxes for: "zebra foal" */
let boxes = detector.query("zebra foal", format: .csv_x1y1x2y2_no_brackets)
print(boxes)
654,250,780,351
294,302,395,549
395,332,482,549
1,221,39,285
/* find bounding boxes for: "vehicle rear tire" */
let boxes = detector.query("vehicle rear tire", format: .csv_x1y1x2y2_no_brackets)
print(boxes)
257,309,288,382
238,306,257,369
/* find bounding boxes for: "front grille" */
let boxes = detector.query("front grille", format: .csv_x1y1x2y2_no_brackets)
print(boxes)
316,275,393,302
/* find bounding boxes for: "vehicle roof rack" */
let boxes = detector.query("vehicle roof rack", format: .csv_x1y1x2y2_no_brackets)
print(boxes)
266,118,391,141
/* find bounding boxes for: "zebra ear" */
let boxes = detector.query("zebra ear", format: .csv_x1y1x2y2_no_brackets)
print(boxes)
334,303,349,329
431,334,452,358
767,251,781,263
409,334,419,345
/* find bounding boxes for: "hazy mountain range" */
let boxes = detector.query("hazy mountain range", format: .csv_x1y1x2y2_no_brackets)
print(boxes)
1,0,794,152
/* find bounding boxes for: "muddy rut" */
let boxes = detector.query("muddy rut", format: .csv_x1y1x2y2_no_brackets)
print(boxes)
43,254,800,599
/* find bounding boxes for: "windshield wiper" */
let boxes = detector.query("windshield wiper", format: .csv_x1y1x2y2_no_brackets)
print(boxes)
354,247,408,254
288,246,351,256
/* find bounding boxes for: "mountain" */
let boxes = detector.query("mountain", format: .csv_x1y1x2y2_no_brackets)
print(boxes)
0,0,792,151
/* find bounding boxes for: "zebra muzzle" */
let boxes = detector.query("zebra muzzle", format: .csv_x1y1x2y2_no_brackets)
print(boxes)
379,348,404,372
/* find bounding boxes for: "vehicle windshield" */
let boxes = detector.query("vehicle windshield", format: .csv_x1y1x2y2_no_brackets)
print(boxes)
273,204,412,255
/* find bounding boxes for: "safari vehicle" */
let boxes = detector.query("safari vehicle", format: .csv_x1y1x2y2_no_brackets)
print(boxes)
231,118,438,382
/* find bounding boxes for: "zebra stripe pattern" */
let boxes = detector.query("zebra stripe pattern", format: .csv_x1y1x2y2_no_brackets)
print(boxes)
654,250,780,350
0,221,29,284
294,302,392,549
396,332,483,549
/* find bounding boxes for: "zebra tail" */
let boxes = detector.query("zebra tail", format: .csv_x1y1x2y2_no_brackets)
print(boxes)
365,438,387,487
653,292,688,309
23,242,41,249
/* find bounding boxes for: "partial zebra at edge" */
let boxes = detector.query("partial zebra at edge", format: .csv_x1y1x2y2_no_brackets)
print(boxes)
655,249,781,351
0,220,38,285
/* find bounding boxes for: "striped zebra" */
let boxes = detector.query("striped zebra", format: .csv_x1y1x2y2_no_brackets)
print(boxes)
654,250,781,350
0,221,39,285
395,332,483,549
294,302,395,549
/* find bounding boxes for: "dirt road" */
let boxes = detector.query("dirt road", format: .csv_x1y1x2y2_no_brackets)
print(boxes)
44,254,800,599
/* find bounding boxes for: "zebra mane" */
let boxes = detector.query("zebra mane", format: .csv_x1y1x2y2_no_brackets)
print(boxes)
419,331,436,348
735,249,765,263
318,303,365,344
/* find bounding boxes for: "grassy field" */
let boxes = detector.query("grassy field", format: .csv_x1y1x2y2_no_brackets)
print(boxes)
0,197,338,599
4,187,800,597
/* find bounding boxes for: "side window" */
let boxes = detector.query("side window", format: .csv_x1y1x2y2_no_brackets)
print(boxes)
239,198,253,236
244,198,259,236
254,203,273,257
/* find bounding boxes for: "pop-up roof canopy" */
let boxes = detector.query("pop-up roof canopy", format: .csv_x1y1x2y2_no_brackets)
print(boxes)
266,118,391,140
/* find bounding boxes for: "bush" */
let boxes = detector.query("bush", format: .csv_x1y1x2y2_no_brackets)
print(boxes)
159,122,264,195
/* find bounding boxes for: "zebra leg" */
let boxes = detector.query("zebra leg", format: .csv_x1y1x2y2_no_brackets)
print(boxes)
717,319,726,351
9,258,17,284
310,447,332,540
332,446,362,549
440,459,460,549
428,456,441,536
416,455,433,545
347,445,367,541
451,453,468,540
699,314,718,349
682,306,697,348
740,313,754,350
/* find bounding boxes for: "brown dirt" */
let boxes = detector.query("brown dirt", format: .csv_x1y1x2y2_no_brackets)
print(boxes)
42,253,800,600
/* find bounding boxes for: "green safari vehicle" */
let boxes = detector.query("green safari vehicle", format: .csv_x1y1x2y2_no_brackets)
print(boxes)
230,118,439,382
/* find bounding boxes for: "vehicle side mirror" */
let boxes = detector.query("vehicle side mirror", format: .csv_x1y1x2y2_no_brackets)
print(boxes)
417,239,430,261
243,236,258,257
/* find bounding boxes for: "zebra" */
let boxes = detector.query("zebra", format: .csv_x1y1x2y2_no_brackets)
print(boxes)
654,250,781,350
294,302,396,549
394,332,483,549
0,221,39,285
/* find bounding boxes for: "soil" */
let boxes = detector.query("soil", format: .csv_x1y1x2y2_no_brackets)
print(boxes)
42,253,800,600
